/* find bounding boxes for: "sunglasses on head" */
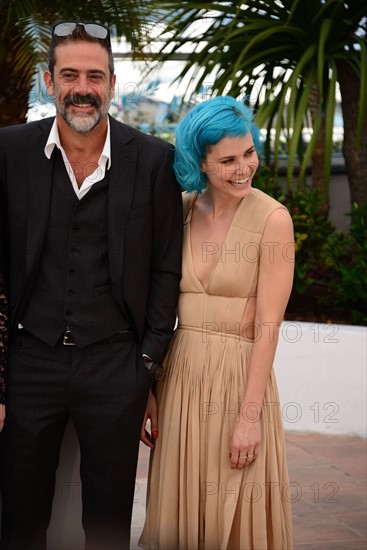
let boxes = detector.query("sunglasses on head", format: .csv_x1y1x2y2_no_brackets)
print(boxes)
52,21,110,43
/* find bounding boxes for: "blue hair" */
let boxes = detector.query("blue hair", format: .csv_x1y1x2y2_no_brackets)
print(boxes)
174,96,263,193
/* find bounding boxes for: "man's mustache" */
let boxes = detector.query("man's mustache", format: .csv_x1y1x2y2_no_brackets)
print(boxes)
63,93,101,108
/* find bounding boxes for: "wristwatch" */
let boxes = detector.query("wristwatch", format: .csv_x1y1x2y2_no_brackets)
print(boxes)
143,356,164,381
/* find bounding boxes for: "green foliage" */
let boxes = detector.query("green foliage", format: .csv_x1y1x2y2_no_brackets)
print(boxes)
144,0,367,204
321,204,367,324
0,0,149,127
253,167,366,325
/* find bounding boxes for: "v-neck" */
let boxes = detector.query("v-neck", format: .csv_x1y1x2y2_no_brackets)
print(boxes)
187,192,250,293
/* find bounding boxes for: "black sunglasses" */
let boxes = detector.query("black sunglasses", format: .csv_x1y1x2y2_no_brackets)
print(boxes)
52,21,110,43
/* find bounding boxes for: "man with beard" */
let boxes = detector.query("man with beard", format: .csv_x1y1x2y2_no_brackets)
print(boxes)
0,21,183,550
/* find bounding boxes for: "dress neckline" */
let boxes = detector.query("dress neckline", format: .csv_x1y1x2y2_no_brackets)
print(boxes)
187,192,251,293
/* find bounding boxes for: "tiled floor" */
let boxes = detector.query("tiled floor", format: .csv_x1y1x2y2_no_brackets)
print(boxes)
286,432,366,550
131,431,367,550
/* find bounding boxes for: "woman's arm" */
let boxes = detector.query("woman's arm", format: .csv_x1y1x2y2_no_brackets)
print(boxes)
229,207,295,468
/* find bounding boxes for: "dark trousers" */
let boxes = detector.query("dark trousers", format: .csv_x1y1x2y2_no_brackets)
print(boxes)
0,330,151,550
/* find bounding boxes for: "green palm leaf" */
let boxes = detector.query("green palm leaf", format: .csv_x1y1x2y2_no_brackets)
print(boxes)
142,0,367,206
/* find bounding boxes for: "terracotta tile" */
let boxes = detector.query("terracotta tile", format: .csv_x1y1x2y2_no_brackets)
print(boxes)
331,510,367,538
292,510,363,544
298,442,367,483
303,482,366,514
292,475,366,503
292,497,316,515
294,540,367,550
286,444,326,469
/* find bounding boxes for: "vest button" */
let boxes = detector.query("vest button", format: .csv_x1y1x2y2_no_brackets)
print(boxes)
65,311,73,317
72,226,79,232
68,269,77,275
67,290,75,296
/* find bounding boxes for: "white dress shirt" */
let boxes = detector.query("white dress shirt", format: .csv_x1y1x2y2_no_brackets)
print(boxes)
44,118,111,200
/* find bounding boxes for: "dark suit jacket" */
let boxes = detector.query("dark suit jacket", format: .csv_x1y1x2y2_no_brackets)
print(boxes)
0,115,183,363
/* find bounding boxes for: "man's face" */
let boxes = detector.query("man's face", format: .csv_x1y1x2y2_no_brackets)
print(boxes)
44,41,116,134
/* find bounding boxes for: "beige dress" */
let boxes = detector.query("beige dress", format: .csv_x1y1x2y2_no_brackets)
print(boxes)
140,189,293,550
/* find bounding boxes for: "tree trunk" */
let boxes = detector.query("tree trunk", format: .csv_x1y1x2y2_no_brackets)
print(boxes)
336,59,367,206
308,83,329,215
0,25,34,128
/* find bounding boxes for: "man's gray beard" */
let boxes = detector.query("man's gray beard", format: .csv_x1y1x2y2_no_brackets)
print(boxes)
56,103,110,134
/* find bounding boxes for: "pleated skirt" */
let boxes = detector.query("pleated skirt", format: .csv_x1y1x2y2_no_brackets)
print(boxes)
139,326,293,549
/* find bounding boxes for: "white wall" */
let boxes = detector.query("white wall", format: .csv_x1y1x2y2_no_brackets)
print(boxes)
274,321,367,437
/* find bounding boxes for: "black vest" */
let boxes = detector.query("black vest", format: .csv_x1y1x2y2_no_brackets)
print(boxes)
22,150,130,347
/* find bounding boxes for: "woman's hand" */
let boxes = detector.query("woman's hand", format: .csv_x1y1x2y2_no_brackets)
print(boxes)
140,388,159,449
229,404,261,469
0,404,5,431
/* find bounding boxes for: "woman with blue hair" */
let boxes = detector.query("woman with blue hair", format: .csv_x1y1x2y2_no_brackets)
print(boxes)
140,96,294,549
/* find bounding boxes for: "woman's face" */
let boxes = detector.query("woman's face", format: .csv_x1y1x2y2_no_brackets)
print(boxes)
201,134,259,198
